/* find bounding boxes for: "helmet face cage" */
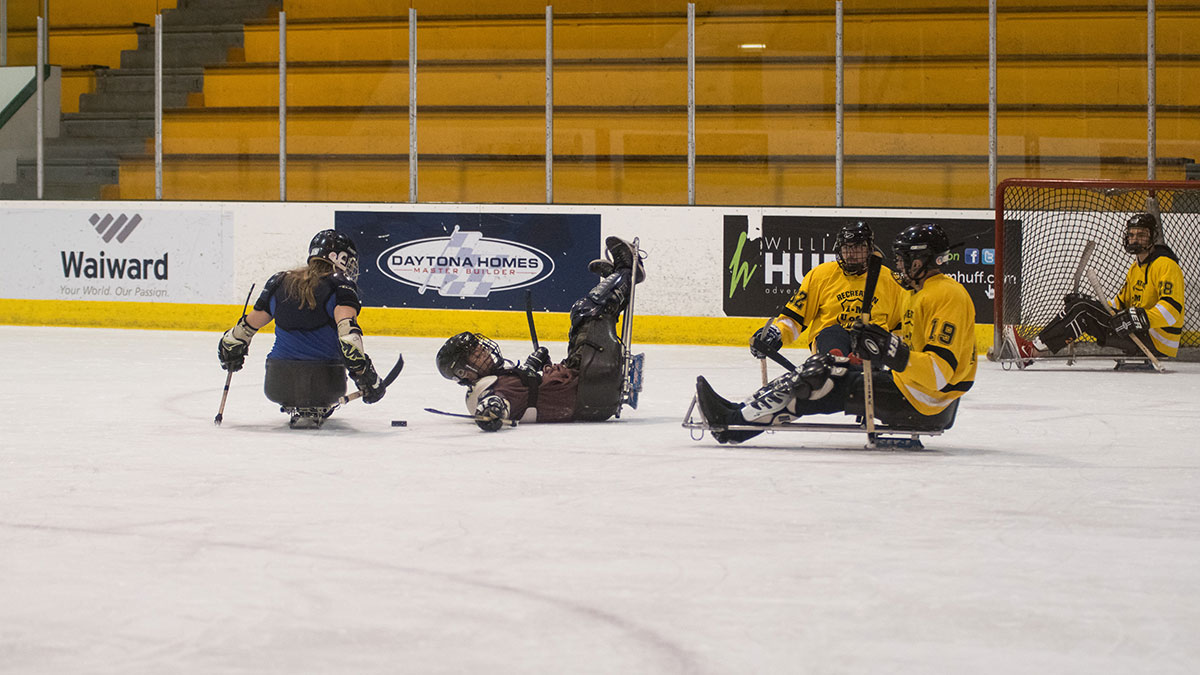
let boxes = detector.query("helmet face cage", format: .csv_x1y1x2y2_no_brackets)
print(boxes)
1123,212,1157,255
892,224,950,290
436,332,503,385
308,229,360,282
835,222,874,275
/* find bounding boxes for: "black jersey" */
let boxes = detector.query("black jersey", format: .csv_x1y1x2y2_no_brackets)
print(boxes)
253,271,362,361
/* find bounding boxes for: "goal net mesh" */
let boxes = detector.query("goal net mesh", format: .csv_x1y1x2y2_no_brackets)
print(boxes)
996,179,1200,360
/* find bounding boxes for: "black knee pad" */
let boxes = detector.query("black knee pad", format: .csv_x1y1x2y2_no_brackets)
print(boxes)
264,359,347,407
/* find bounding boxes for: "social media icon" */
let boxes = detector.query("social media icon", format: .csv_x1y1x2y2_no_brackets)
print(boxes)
965,248,980,265
982,248,995,265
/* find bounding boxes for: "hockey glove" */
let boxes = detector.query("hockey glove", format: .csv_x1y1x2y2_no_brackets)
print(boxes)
749,323,783,359
521,347,550,374
474,394,510,432
1109,307,1150,339
350,355,386,404
218,316,258,372
850,320,910,372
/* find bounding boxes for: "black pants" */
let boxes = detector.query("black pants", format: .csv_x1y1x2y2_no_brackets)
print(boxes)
1036,297,1143,355
791,370,959,431
264,359,347,408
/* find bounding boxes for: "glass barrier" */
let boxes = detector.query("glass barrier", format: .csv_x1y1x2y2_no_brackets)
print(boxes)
0,1,1195,207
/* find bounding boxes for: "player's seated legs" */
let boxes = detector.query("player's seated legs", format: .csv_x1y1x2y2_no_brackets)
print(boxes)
812,324,863,365
1031,294,1113,354
264,359,347,423
566,313,624,421
695,354,850,444
844,370,957,431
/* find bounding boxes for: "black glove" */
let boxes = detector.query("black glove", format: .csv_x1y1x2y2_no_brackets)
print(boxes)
474,394,510,432
1109,307,1149,339
749,323,783,359
522,347,550,373
350,355,387,404
850,320,910,372
1063,292,1094,306
218,316,258,372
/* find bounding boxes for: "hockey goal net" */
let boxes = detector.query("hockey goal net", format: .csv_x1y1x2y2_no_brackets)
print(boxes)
994,178,1200,361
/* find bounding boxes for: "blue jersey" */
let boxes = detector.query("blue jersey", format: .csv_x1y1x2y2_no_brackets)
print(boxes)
253,271,362,361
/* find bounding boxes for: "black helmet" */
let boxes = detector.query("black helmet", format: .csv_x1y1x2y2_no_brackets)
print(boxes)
1123,212,1158,255
436,332,503,385
835,221,874,275
892,223,951,290
308,229,359,281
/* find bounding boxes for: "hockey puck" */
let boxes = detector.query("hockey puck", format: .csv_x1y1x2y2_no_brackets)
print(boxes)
391,420,407,427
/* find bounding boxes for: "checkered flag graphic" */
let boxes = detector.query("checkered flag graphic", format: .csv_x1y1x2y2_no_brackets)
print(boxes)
418,228,494,298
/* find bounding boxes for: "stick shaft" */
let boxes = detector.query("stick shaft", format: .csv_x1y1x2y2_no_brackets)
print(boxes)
214,283,256,425
859,255,884,445
525,289,539,349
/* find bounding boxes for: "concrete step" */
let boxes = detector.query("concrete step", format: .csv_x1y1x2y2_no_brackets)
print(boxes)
16,158,120,186
0,180,106,200
136,25,245,52
121,43,237,69
93,68,205,94
62,113,155,139
162,2,278,28
78,90,193,113
45,137,150,158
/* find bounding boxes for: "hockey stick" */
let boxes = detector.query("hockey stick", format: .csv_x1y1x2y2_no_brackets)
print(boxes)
333,352,406,407
1084,268,1165,372
214,283,256,426
423,406,518,426
859,254,884,448
759,317,774,386
525,289,539,350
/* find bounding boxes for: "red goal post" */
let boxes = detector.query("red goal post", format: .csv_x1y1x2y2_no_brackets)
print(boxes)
994,178,1200,360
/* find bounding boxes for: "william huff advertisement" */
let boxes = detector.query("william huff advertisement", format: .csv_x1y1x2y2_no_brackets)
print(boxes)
1,207,232,303
722,214,1001,323
336,211,601,312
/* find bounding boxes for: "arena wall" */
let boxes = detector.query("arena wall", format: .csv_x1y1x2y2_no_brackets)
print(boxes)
0,200,997,351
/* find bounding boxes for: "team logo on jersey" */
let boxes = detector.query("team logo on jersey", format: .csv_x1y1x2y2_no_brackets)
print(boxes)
375,228,555,298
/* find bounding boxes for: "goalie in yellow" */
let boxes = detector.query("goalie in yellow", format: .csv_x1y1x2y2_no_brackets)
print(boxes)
749,221,905,362
1006,212,1185,361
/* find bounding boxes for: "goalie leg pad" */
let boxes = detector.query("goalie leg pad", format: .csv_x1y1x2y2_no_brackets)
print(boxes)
265,358,348,407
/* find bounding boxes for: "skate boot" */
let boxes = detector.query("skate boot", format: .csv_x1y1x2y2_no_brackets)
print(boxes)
588,236,646,283
695,376,764,444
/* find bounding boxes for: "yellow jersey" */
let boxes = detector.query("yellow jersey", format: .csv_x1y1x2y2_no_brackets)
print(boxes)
774,258,905,351
891,273,977,415
1110,247,1185,358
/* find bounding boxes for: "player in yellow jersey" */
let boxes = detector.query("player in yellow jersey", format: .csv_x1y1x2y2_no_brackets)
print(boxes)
1006,212,1185,361
750,222,905,361
697,223,977,444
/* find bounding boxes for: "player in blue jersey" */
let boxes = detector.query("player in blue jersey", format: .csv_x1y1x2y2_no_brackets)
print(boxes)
217,230,386,428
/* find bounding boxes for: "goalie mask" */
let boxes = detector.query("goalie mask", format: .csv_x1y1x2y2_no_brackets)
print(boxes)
308,229,360,282
892,223,951,290
834,221,874,275
1123,212,1157,255
436,332,503,385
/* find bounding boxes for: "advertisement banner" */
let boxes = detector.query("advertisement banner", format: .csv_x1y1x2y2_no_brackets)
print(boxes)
722,214,1000,322
336,211,601,312
0,207,232,303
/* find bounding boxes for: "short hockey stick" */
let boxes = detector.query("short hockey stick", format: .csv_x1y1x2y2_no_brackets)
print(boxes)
333,352,406,407
214,283,256,426
525,289,539,350
1084,268,1165,372
759,317,774,386
423,407,518,426
859,254,884,448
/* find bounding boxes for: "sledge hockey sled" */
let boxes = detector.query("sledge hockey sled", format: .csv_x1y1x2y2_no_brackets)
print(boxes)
681,395,959,450
617,237,645,416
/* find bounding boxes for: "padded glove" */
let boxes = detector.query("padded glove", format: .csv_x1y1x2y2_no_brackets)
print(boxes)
1109,307,1149,339
850,320,910,372
218,316,258,372
749,323,783,359
474,394,510,432
350,355,386,404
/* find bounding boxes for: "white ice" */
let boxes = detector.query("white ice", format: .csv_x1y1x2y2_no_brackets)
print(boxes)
3,325,1200,674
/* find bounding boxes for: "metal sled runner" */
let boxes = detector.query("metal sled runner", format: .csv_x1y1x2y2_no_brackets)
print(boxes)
681,395,958,450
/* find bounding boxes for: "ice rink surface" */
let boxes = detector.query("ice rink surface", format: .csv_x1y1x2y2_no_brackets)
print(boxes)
4,325,1200,674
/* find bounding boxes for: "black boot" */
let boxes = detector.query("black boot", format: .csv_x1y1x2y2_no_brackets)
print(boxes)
695,376,763,444
605,236,646,283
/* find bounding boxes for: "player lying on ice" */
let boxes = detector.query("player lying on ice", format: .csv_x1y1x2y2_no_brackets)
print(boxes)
749,221,904,362
217,229,388,428
695,223,977,445
1002,212,1185,366
435,236,645,432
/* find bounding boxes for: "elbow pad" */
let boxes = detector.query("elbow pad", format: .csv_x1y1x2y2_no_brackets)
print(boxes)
337,317,368,372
